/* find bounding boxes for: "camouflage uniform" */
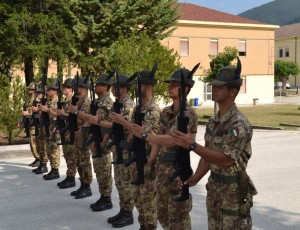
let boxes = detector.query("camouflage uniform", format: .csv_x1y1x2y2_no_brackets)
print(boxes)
75,96,93,185
92,92,113,197
46,95,60,170
62,95,77,178
112,95,135,212
156,104,197,230
27,95,40,161
204,104,257,230
133,98,161,229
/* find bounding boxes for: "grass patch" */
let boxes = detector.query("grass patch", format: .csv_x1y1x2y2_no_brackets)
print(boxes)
195,104,300,129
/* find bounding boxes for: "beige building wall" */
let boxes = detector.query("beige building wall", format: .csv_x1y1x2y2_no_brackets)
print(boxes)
275,37,300,87
162,21,278,105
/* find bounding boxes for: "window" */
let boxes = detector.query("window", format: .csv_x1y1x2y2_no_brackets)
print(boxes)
210,39,218,56
285,47,289,57
180,38,189,56
238,40,246,56
240,78,246,94
279,48,283,58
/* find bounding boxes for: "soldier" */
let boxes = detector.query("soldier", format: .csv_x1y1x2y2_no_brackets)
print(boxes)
92,73,136,227
132,65,199,229
174,58,257,230
23,82,40,167
32,86,49,174
56,78,77,189
86,73,114,211
68,76,93,199
39,80,61,180
113,68,161,230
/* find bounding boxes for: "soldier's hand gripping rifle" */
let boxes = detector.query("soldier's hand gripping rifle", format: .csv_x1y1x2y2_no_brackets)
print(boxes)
40,74,50,137
22,90,31,138
107,70,125,164
56,80,67,144
85,73,103,158
124,73,147,185
60,72,79,145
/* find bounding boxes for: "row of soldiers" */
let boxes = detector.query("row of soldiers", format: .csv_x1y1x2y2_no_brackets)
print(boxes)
21,64,199,230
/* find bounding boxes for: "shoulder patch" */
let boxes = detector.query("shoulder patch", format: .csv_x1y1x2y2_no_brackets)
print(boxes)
146,111,150,117
230,128,239,137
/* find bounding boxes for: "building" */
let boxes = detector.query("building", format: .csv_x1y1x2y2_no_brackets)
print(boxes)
275,23,300,88
162,3,279,105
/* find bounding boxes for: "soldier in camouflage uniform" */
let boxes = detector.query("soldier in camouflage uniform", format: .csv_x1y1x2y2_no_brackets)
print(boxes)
87,73,114,211
132,65,199,230
56,78,78,189
113,67,161,230
174,58,257,230
39,80,61,180
68,77,93,199
23,82,40,167
32,86,49,174
100,73,136,228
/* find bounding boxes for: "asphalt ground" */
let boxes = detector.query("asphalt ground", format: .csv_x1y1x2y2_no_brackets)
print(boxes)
1,126,300,230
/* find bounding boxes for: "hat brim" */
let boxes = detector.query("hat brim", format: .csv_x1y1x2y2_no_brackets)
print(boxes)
132,79,157,85
209,79,243,87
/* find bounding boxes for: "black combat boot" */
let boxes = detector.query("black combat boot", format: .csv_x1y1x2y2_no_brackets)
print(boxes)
57,176,76,189
70,182,84,196
34,164,48,174
43,168,60,180
112,210,134,228
107,208,124,224
75,183,92,199
91,196,113,212
139,225,145,230
28,159,40,167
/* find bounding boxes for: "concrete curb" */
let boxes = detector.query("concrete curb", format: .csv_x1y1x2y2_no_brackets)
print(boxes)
0,144,30,152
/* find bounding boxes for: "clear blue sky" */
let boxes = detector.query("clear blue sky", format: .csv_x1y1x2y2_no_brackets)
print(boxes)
178,0,274,15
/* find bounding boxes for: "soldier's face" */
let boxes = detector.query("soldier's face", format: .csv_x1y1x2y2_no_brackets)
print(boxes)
95,84,107,95
168,82,180,98
62,86,72,96
212,85,231,102
78,87,88,98
27,89,34,95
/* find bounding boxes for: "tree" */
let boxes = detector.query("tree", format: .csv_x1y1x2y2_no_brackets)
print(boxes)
101,33,181,102
275,60,299,92
202,46,239,83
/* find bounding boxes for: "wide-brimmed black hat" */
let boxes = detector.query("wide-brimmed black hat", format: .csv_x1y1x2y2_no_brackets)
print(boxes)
138,63,158,85
164,63,200,88
209,57,242,87
47,79,59,90
110,73,130,87
61,78,74,88
77,76,90,88
95,73,112,85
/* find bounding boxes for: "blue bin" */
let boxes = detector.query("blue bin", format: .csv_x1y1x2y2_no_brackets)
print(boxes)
194,98,199,106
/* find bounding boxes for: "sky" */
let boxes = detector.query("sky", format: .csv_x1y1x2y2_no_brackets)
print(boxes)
178,0,274,15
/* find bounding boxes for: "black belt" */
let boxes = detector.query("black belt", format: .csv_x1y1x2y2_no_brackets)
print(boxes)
159,152,177,164
211,172,239,184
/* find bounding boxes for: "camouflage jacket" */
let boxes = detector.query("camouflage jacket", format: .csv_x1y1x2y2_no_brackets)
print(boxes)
76,96,91,128
48,95,58,120
97,92,113,122
62,94,73,113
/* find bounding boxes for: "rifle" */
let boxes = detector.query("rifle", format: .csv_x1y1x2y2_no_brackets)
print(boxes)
124,73,147,185
85,72,103,158
22,90,30,138
169,71,193,201
56,80,67,144
60,72,79,145
30,82,41,136
105,70,125,164
40,74,50,137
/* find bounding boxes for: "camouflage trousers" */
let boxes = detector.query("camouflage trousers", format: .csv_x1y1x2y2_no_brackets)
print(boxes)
156,163,192,230
113,159,135,212
62,144,78,177
74,131,93,184
36,127,48,165
29,128,39,160
92,149,112,196
45,129,60,169
133,173,157,228
206,178,253,230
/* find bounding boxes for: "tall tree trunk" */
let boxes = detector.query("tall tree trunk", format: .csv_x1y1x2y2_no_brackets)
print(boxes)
57,58,63,82
24,57,34,85
40,58,48,78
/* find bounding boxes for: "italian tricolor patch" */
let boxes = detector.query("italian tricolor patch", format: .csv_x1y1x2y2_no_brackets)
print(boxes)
230,128,239,137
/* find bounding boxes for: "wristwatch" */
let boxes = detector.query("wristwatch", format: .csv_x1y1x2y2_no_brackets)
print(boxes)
189,142,197,151
141,131,148,140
